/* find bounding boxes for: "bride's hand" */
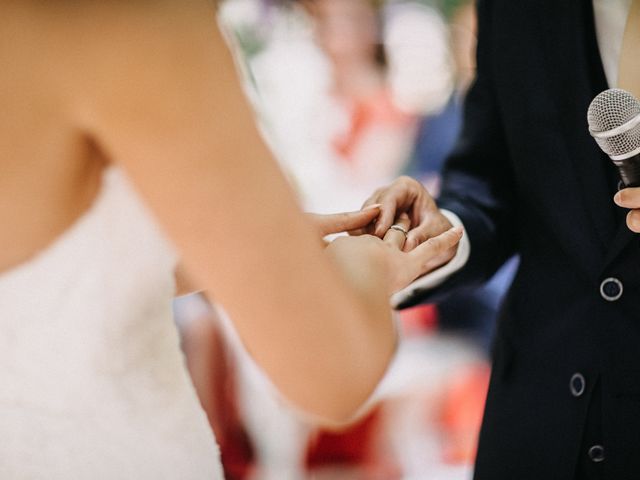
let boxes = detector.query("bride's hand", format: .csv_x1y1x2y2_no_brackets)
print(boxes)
326,213,463,295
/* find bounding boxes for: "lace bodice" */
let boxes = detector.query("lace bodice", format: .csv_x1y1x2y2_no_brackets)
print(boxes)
0,167,223,479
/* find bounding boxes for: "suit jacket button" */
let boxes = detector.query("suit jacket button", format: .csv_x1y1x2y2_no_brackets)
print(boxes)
600,277,623,301
588,445,605,463
570,373,586,397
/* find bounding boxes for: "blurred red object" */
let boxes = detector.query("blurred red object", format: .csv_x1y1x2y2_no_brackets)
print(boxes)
305,406,402,478
177,298,255,480
334,89,415,163
438,364,491,465
397,303,438,337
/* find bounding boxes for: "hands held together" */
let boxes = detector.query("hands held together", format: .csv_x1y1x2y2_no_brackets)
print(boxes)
320,174,640,300
310,176,463,295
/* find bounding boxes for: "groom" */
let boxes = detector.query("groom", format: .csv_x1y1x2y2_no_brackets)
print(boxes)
362,1,640,479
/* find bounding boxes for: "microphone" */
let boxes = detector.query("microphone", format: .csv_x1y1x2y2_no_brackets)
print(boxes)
587,88,640,188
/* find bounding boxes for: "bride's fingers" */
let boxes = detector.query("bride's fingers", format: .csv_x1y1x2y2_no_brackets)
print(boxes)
309,205,381,236
383,213,411,249
408,226,463,278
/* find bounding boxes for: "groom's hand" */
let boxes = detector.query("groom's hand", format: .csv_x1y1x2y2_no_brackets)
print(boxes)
360,176,457,267
614,187,640,232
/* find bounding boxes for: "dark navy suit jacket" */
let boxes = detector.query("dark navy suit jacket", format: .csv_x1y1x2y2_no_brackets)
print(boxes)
400,1,640,478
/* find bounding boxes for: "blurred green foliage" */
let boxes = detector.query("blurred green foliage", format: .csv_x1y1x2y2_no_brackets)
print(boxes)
224,0,473,62
410,0,472,20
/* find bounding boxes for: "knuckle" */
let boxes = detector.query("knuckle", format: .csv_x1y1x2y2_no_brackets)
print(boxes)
396,176,415,189
409,228,426,242
416,231,429,243
383,242,397,253
425,237,440,248
400,175,416,184
422,212,444,230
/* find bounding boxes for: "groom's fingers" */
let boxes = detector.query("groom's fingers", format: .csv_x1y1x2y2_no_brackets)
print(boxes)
374,196,399,237
383,213,411,248
403,210,455,252
408,226,463,278
310,205,380,236
404,215,440,252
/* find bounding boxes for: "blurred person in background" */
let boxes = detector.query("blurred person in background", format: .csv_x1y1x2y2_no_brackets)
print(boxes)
302,0,416,186
237,0,452,212
0,1,465,478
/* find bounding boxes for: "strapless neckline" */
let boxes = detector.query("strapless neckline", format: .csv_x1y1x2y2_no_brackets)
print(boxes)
0,166,116,286
0,164,223,479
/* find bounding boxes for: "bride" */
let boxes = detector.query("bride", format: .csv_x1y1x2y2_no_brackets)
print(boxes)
0,1,461,478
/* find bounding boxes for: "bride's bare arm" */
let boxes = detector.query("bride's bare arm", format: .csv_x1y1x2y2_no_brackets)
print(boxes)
69,2,457,422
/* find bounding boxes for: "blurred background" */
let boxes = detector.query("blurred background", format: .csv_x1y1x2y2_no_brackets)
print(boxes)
174,1,517,478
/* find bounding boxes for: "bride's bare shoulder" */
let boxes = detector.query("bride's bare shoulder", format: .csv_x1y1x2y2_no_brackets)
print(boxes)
3,1,225,126
0,0,223,262
3,1,221,80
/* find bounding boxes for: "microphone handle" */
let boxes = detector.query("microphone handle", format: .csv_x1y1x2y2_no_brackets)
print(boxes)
613,154,640,188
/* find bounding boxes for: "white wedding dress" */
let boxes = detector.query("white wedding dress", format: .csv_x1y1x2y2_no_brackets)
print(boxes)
0,167,224,479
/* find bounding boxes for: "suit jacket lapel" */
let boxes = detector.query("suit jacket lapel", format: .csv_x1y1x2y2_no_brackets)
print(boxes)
601,222,636,270
536,0,620,271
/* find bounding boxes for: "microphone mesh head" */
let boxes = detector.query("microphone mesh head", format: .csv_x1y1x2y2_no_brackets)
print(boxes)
587,88,640,158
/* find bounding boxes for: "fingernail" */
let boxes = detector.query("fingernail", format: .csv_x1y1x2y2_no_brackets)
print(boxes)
614,192,622,206
452,226,464,235
363,203,382,211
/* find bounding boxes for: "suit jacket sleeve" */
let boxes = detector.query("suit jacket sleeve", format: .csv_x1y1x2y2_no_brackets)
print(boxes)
398,0,518,309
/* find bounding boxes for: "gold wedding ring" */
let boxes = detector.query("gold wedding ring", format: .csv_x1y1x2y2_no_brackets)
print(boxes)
389,224,408,237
